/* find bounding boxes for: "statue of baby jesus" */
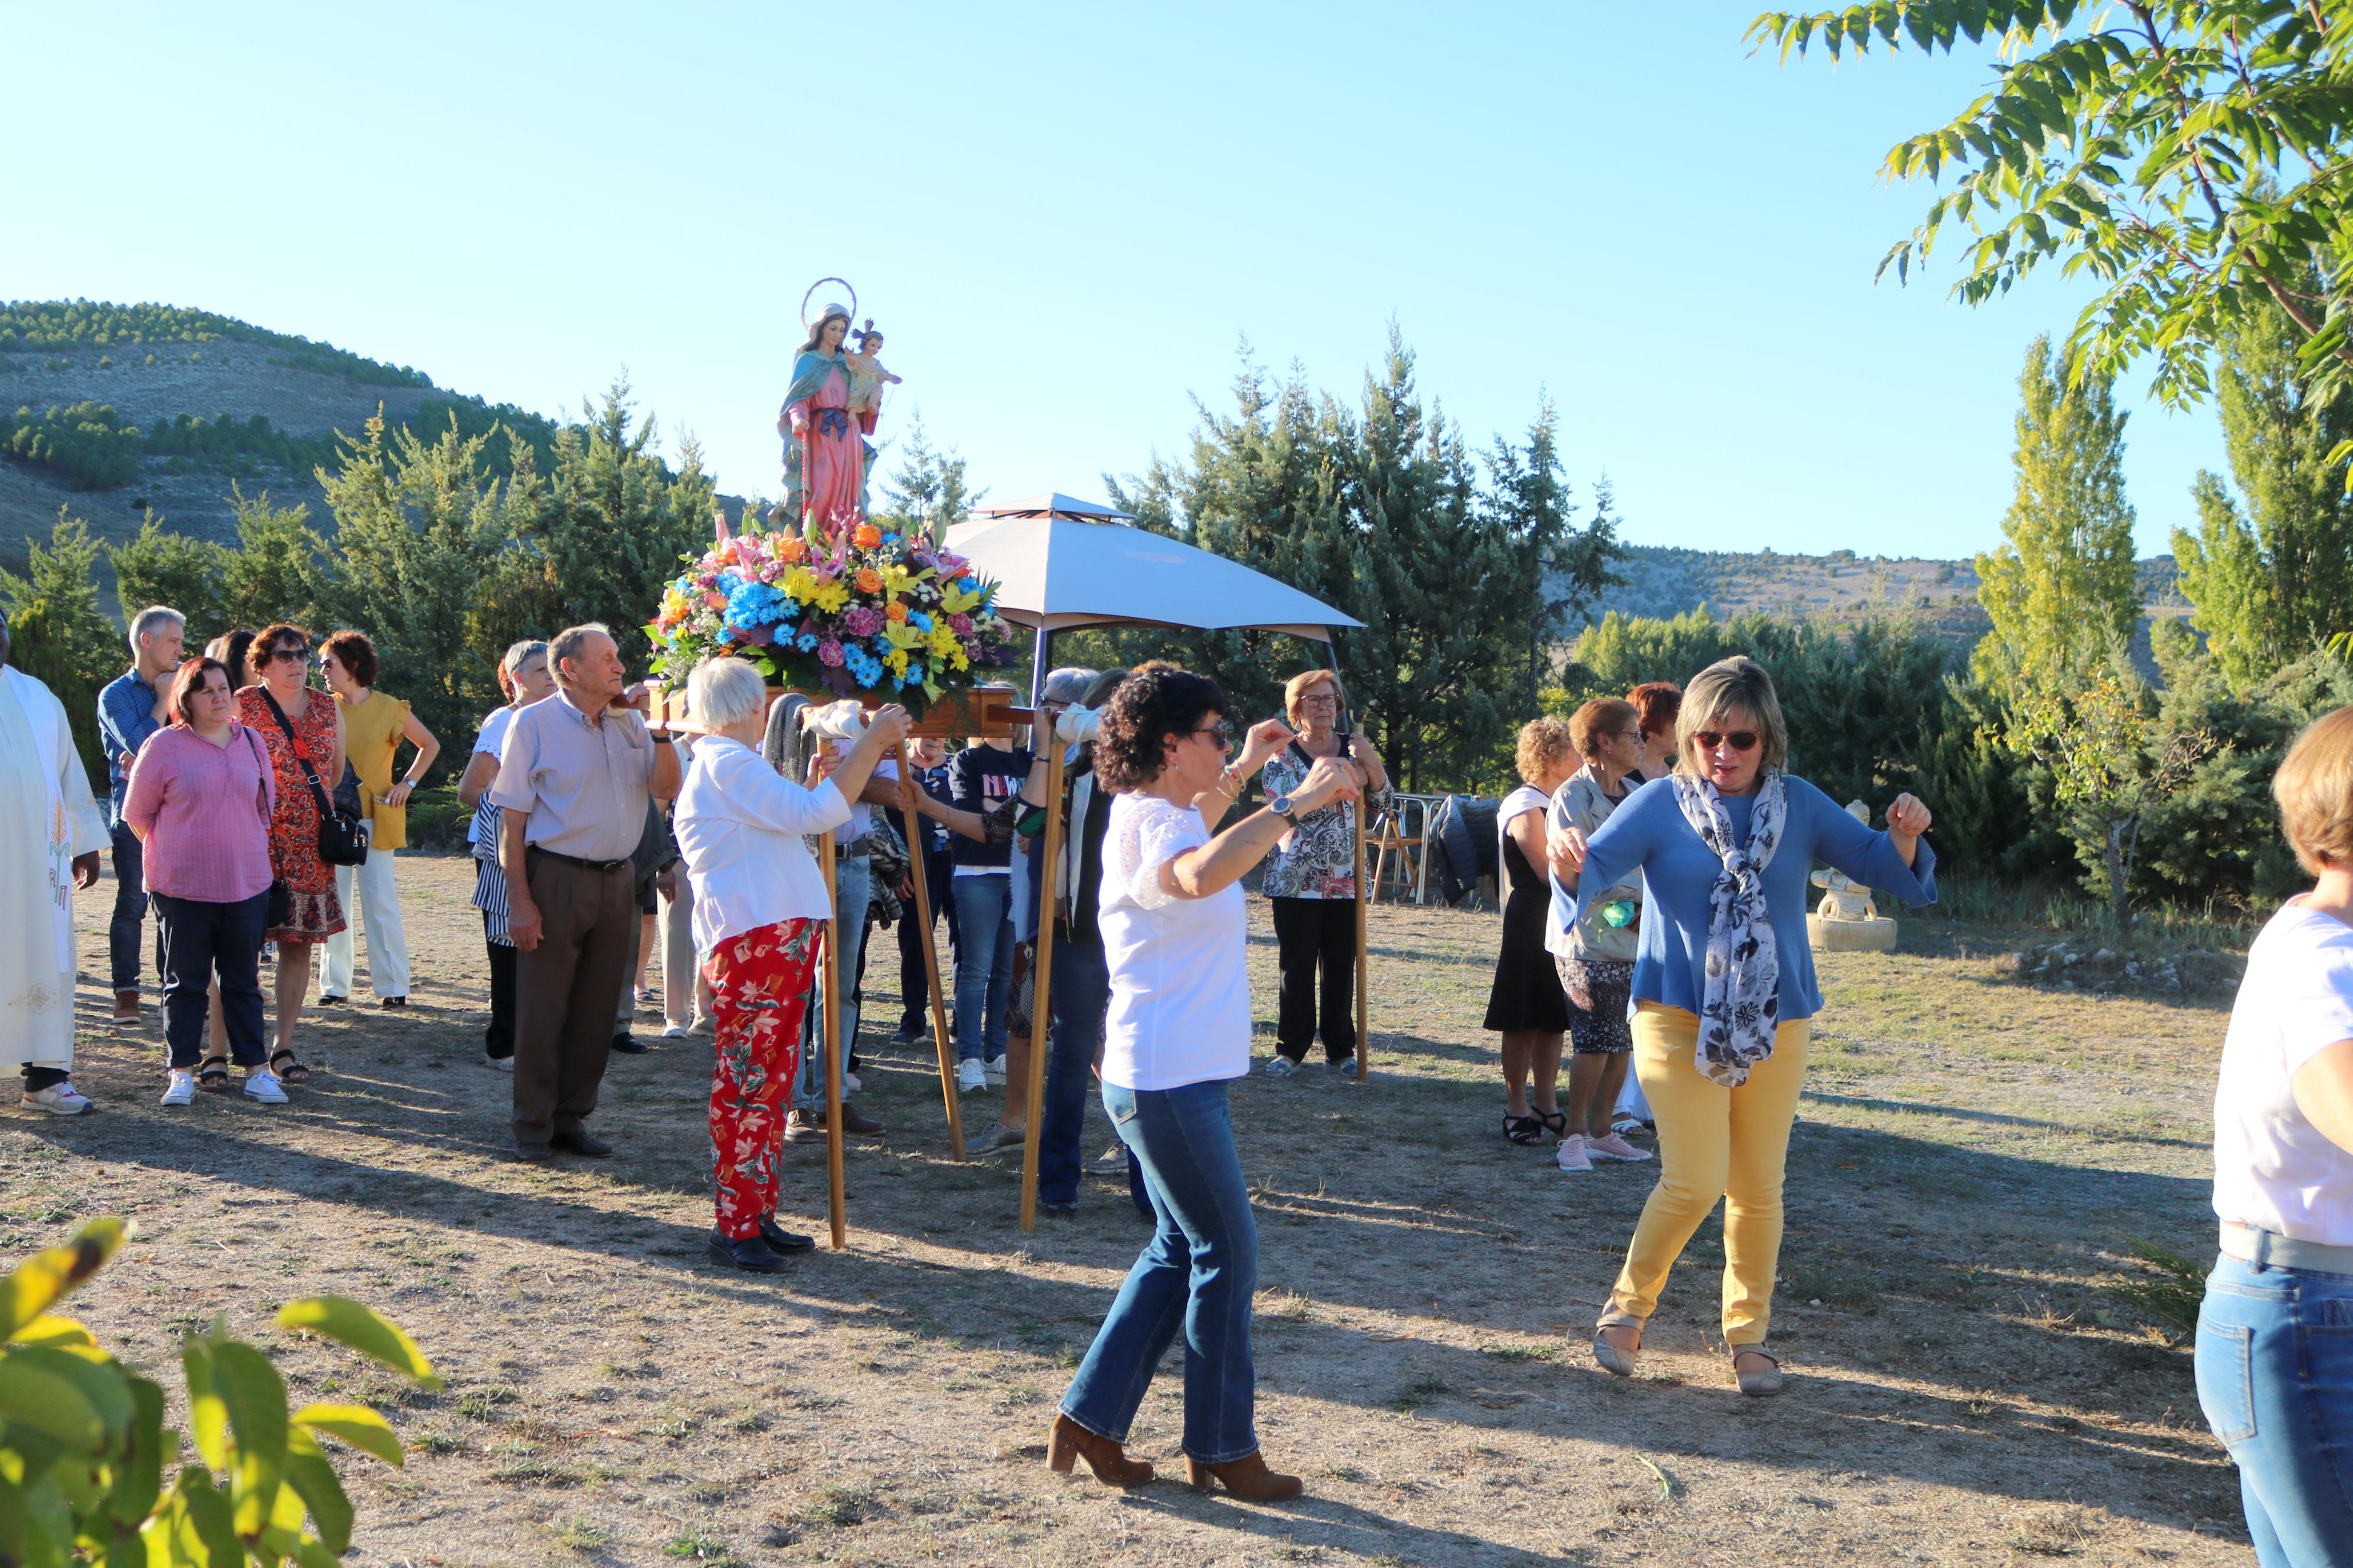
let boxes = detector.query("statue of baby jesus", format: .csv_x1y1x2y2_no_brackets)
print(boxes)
846,320,901,417
1811,799,1881,921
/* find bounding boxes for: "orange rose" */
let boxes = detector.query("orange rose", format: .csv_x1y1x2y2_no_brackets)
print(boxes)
778,534,809,564
854,522,882,548
885,602,908,622
855,567,883,593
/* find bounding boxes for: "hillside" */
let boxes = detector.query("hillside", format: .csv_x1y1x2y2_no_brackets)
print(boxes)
0,300,556,577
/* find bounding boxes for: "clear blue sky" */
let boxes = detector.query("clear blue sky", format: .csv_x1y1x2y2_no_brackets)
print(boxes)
8,2,2227,560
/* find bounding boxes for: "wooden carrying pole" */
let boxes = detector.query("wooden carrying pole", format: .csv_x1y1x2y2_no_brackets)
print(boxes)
895,741,967,1162
1354,800,1370,1083
819,826,847,1249
1017,734,1069,1232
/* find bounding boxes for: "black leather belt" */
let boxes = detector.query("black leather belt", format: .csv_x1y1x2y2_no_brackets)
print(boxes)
527,845,631,874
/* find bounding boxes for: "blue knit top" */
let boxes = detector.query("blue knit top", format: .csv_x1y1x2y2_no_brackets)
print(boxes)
1551,773,1938,1023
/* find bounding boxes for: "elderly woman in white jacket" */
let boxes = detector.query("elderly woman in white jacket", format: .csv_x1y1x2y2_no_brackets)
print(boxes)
672,657,910,1273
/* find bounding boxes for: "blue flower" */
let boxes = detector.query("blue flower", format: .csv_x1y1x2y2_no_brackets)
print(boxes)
725,579,786,628
716,571,743,596
956,575,978,592
906,610,933,632
794,630,818,652
905,662,924,685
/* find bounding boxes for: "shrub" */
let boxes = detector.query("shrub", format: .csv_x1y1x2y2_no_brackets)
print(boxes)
0,1217,439,1566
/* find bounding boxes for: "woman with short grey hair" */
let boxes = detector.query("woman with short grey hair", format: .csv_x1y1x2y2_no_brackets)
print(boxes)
1549,655,1937,1396
675,657,910,1271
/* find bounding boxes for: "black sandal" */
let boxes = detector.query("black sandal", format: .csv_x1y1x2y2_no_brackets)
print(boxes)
270,1050,312,1085
1536,1108,1568,1137
1502,1113,1546,1146
197,1057,230,1093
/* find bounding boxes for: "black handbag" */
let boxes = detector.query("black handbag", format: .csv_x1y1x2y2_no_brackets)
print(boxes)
258,688,370,867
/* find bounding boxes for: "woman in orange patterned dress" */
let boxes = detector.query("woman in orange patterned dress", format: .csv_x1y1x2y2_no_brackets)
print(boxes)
236,623,346,1092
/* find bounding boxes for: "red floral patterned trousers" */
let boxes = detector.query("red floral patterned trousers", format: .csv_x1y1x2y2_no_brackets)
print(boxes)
703,919,821,1239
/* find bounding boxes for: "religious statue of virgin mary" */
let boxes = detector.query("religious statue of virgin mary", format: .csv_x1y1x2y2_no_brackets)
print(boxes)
778,290,878,543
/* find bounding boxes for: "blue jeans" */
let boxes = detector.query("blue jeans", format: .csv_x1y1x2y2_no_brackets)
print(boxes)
1039,934,1111,1207
950,872,1013,1064
152,891,268,1071
796,854,870,1112
109,822,155,992
1060,1077,1259,1464
2196,1251,2353,1566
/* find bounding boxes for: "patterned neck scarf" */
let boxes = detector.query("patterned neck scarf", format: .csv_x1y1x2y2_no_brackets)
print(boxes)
1670,767,1788,1087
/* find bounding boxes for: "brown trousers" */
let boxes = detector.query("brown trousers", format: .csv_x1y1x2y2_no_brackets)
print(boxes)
512,852,635,1148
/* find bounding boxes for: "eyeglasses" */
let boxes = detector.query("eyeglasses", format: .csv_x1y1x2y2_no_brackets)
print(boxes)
1300,694,1340,707
1193,719,1232,749
1694,730,1761,753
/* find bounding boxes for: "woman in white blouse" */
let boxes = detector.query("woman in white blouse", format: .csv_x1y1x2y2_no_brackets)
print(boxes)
2196,706,2353,1565
672,657,910,1274
1049,662,1355,1499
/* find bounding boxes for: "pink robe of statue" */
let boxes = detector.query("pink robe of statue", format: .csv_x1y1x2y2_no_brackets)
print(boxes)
786,362,874,534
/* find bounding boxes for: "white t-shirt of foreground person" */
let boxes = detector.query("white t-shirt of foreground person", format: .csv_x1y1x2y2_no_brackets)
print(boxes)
1097,792,1252,1090
2212,899,2353,1248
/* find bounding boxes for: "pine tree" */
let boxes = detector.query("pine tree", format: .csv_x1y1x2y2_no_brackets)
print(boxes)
2174,280,2353,687
877,413,981,539
107,514,225,646
215,484,328,638
1972,335,2141,695
2,511,125,787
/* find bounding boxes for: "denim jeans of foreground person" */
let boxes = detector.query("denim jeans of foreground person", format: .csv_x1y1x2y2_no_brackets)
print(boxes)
951,872,1014,1065
152,891,268,1071
1059,1078,1258,1464
1038,934,1111,1208
2195,1252,2353,1567
794,853,869,1114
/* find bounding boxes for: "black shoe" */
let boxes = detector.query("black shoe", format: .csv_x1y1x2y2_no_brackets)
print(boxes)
552,1129,613,1158
610,1033,647,1055
381,995,408,1010
892,1024,925,1045
758,1215,817,1254
317,994,348,1007
708,1230,790,1273
1038,1200,1077,1217
512,1142,552,1162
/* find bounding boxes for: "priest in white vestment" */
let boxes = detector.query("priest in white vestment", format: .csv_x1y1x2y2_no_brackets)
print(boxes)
1,608,108,1114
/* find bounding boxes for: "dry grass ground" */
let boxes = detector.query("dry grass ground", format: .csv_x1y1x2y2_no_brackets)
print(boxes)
6,855,2250,1567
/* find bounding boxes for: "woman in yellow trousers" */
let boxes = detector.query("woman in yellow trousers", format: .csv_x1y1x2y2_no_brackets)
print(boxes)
1548,657,1937,1395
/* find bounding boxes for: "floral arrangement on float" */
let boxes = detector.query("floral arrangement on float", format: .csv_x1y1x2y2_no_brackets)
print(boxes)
644,513,1017,714
644,275,1020,719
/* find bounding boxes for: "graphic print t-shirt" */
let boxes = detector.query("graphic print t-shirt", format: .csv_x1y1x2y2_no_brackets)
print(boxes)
948,743,1033,873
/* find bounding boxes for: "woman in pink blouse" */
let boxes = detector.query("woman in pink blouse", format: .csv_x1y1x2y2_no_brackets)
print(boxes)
122,656,282,1106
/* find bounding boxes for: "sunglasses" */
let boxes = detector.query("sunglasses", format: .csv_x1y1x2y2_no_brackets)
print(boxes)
1694,730,1761,753
268,645,309,664
1193,719,1232,749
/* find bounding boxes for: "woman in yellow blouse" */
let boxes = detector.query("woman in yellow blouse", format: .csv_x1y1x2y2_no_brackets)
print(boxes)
318,631,440,1007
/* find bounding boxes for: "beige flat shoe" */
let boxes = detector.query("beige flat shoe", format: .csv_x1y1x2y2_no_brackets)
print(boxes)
1733,1346,1783,1396
1592,1322,1642,1378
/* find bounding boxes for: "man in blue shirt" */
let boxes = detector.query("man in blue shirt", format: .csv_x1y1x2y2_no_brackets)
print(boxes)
95,605,186,1023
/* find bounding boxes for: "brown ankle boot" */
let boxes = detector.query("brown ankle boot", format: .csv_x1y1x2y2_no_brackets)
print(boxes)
1046,1412,1154,1487
1184,1450,1302,1499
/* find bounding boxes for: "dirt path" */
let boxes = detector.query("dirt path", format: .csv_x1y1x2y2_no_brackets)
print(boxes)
4,855,2248,1566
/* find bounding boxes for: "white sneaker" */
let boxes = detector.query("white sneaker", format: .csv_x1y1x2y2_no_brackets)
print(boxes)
982,1058,1006,1086
957,1058,986,1093
843,1071,863,1094
1264,1056,1298,1078
160,1070,194,1107
1587,1131,1654,1163
243,1069,289,1105
483,1052,515,1073
23,1082,91,1115
1556,1135,1593,1172
660,1023,687,1040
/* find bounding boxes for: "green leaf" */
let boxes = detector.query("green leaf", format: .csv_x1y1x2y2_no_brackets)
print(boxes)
104,1373,167,1530
281,1429,356,1554
6,1315,94,1349
211,1339,290,1537
292,1402,403,1466
0,1345,131,1452
172,1467,243,1567
0,1219,126,1339
274,1297,441,1388
180,1336,228,1471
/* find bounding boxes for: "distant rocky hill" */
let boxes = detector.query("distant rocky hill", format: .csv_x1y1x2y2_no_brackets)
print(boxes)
1561,543,2189,666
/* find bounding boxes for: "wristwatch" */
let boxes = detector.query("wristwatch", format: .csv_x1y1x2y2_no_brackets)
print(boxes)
1268,794,1296,820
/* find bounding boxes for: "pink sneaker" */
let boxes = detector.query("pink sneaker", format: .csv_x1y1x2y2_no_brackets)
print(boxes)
1587,1131,1653,1163
1556,1135,1592,1172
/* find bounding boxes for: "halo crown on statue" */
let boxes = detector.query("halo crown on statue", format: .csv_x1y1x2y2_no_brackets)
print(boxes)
646,278,1014,715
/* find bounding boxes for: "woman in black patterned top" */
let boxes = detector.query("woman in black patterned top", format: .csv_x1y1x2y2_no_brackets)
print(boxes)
1259,669,1393,1077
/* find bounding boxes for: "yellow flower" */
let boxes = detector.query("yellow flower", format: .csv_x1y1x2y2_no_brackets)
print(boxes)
884,648,908,676
811,580,849,614
940,581,984,614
